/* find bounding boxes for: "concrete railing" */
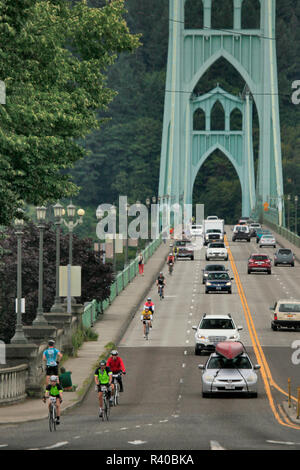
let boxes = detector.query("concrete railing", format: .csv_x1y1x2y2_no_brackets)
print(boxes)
0,364,28,405
263,215,300,248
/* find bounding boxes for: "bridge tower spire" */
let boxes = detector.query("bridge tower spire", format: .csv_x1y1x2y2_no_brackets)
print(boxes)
158,0,285,225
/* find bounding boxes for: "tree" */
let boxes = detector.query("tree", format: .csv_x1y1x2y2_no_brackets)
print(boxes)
0,222,113,343
0,0,140,226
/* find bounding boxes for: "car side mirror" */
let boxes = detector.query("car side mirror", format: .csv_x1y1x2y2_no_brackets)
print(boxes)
198,364,205,370
238,326,243,331
231,277,234,280
192,326,197,331
254,365,261,370
269,307,274,311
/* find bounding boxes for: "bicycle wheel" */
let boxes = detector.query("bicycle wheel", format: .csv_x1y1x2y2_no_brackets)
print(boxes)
114,383,119,406
145,321,150,340
49,404,56,432
104,395,110,421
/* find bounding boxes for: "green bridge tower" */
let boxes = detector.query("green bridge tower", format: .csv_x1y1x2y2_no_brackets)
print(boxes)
158,0,285,226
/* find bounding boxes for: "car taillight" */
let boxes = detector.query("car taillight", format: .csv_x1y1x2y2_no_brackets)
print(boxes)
274,314,278,321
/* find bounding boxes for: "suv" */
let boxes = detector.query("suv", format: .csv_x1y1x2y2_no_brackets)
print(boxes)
270,299,300,331
175,240,194,260
232,225,251,242
249,223,262,238
248,254,272,275
206,242,228,261
274,248,295,267
192,314,243,355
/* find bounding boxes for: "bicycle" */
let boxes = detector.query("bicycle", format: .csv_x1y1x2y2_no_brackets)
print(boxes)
100,385,111,421
144,319,151,340
168,262,173,275
48,396,57,432
112,373,122,406
158,284,164,300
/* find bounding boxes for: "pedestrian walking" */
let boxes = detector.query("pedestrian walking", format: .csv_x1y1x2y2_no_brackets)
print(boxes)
138,251,144,275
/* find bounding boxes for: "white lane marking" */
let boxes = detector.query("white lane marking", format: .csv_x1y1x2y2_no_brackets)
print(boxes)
0,444,8,448
210,440,226,450
73,436,81,439
184,350,187,355
120,427,128,431
182,363,186,368
159,420,168,423
128,440,147,445
266,440,300,446
185,340,190,344
180,378,184,383
43,441,69,450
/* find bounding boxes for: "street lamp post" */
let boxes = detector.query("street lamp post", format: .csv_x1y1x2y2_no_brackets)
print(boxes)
33,206,48,326
96,207,105,265
287,194,291,231
146,197,151,245
125,202,129,266
295,196,298,235
62,202,85,266
111,205,117,274
11,212,28,344
50,202,65,313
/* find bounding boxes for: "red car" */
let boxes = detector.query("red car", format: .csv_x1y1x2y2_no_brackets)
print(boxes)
248,254,272,275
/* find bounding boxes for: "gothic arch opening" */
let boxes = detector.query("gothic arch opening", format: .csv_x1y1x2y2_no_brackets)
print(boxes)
211,101,225,131
230,108,243,131
185,0,203,30
211,0,233,30
241,0,261,29
193,108,206,131
193,149,242,223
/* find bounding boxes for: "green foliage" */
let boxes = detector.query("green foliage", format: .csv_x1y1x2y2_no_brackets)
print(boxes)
72,326,98,356
0,0,140,226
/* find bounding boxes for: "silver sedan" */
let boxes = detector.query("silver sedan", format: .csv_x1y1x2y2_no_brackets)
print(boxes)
198,352,260,398
259,234,276,248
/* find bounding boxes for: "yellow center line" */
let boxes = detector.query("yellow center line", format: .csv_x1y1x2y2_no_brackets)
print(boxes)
225,236,300,430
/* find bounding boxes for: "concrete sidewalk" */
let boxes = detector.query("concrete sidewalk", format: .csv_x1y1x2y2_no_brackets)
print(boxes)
0,242,170,425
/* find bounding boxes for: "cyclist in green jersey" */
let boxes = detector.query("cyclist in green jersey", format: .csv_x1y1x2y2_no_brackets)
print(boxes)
43,375,63,425
94,360,114,418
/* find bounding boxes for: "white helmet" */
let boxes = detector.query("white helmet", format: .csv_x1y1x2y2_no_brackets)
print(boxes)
50,375,57,382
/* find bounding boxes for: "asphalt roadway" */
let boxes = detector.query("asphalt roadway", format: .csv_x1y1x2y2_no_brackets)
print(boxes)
1,229,300,451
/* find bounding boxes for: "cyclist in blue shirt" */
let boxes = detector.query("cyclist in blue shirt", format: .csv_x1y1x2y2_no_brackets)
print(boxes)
43,340,63,385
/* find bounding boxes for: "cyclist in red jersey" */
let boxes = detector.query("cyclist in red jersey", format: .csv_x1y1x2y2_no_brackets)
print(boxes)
106,350,126,392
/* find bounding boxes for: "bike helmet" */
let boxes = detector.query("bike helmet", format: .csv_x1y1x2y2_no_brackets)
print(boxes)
50,375,57,382
48,339,55,346
147,297,151,301
99,360,106,366
111,350,118,356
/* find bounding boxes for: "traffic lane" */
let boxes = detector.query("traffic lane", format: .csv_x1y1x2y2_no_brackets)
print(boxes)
228,237,300,400
120,257,199,347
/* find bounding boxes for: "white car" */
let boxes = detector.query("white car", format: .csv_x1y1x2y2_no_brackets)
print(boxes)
190,225,203,237
259,234,276,248
206,242,228,261
207,216,218,220
192,314,243,355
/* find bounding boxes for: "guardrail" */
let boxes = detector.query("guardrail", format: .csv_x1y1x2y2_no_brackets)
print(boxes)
0,364,28,405
82,236,162,328
263,215,300,248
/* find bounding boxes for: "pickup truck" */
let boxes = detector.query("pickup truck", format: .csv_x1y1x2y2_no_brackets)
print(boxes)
232,225,251,242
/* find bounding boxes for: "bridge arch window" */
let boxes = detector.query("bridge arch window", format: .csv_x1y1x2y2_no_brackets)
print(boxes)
230,108,243,131
211,0,233,30
193,108,206,131
241,0,261,29
184,0,203,29
210,100,225,131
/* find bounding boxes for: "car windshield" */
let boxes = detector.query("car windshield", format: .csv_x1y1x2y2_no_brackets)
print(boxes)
278,249,292,255
205,265,225,272
209,243,225,248
176,241,187,246
207,229,221,233
207,355,252,369
251,224,260,228
192,226,202,229
207,273,230,281
262,235,273,238
278,303,300,313
251,255,268,261
200,319,235,329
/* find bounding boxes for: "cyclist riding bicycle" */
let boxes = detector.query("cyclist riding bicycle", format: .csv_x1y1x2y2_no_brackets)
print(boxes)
156,272,166,298
144,297,155,315
141,306,153,337
167,252,175,274
94,360,113,418
106,350,126,393
43,340,63,386
43,375,63,425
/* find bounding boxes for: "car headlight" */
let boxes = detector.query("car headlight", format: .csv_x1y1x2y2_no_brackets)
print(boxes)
229,334,238,340
206,282,212,286
247,374,257,384
197,335,207,340
204,375,214,383
226,282,231,286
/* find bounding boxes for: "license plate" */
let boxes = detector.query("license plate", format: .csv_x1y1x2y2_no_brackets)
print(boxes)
225,384,235,390
286,314,294,318
216,287,222,290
